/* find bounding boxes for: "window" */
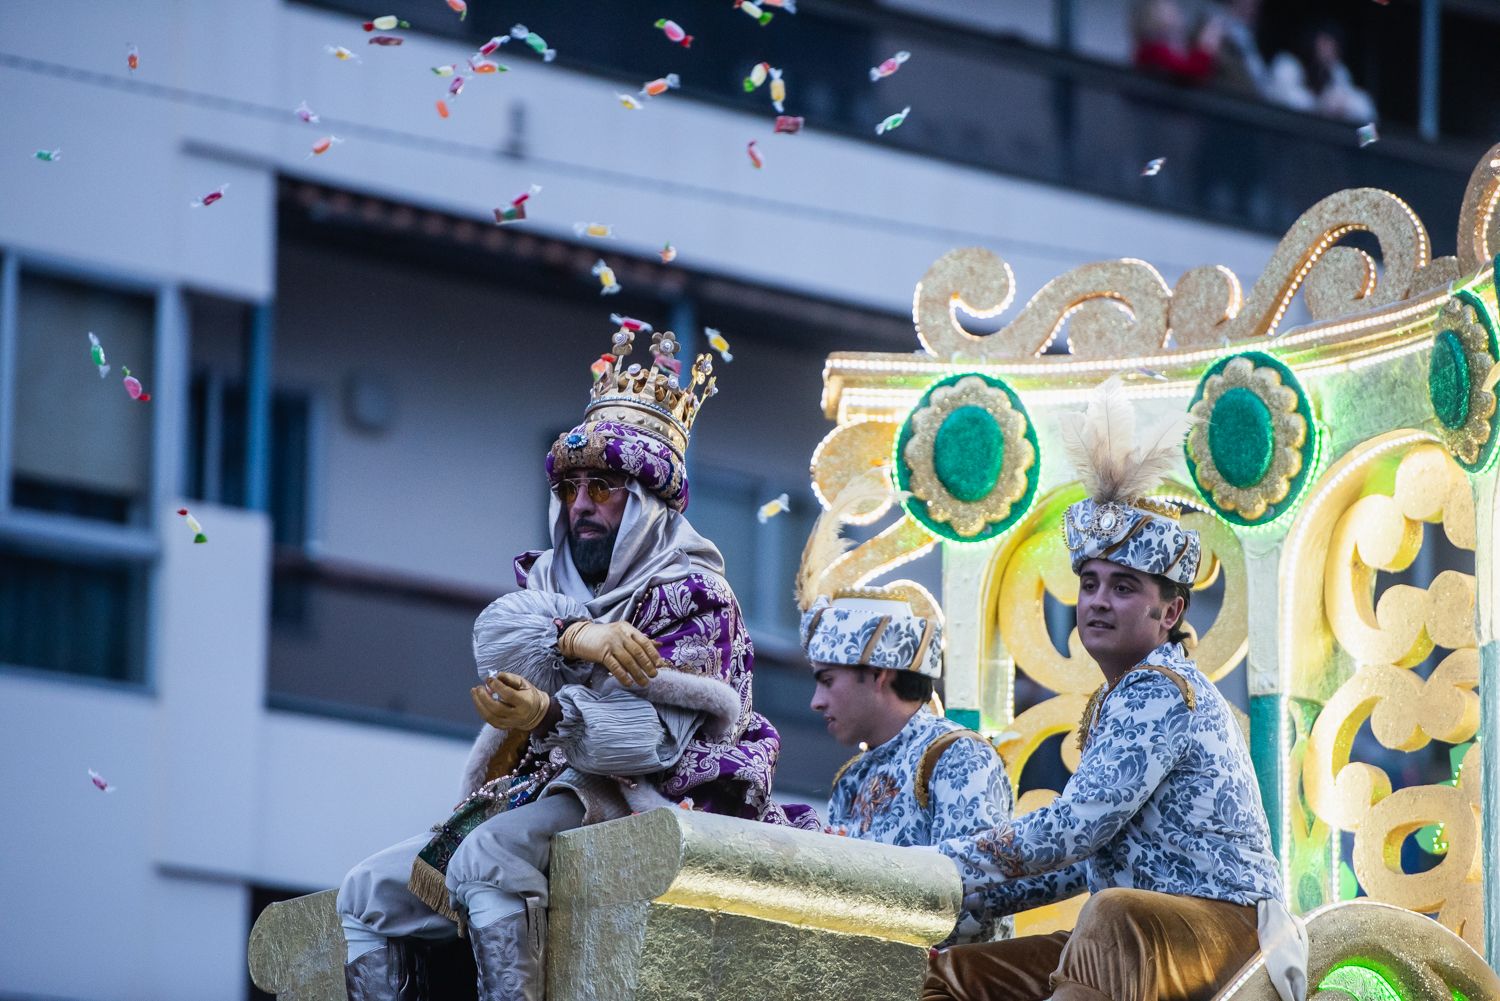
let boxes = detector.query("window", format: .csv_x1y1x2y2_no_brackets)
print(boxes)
0,548,148,682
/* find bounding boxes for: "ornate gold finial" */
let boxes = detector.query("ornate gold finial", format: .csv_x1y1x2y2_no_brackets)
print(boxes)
587,319,718,455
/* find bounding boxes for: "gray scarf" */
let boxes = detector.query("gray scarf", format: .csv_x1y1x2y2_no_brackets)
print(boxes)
524,480,725,622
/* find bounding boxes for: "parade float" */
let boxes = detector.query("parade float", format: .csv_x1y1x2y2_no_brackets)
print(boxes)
250,148,1500,1001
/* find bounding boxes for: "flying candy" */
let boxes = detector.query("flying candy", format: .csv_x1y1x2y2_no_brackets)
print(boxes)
121,366,150,402
768,67,787,112
89,769,117,793
447,0,468,19
468,57,505,73
1141,157,1165,176
870,50,910,81
1357,122,1379,147
368,35,404,46
734,1,774,26
325,44,360,62
875,106,911,135
127,44,139,72
478,35,507,56
590,355,615,382
1128,367,1169,382
743,61,770,92
592,259,621,296
746,140,764,169
178,507,208,544
191,183,229,208
88,332,109,378
33,148,62,162
574,222,616,239
655,19,693,47
615,93,644,110
757,493,790,523
659,242,677,263
706,328,733,362
610,314,653,334
362,15,409,30
436,99,450,118
773,115,804,134
448,75,466,98
431,63,457,76
308,135,344,157
510,25,557,62
493,184,541,224
641,73,680,98
294,100,319,123
762,0,797,9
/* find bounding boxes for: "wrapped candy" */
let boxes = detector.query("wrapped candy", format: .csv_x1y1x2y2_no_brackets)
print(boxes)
493,184,541,224
362,15,409,30
705,328,733,362
122,366,151,403
436,99,450,119
734,0,774,26
659,242,677,263
447,0,468,19
510,24,557,62
655,19,693,47
294,100,319,123
640,73,680,98
762,0,797,9
191,183,229,208
875,106,911,135
1357,123,1379,148
743,61,770,92
615,93,644,110
768,67,786,112
89,769,117,793
757,493,790,523
478,35,507,56
127,44,139,72
1140,157,1165,176
610,314,653,335
431,63,457,76
590,354,616,382
746,140,763,169
574,222,616,239
178,507,208,543
33,148,62,162
869,50,910,81
773,115,803,134
448,75,465,98
592,259,622,296
467,57,504,73
308,135,344,157
324,44,360,61
88,331,109,378
368,35,403,45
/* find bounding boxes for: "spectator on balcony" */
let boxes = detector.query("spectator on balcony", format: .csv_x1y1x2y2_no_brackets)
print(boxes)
1132,0,1222,86
1207,0,1271,98
1267,24,1377,124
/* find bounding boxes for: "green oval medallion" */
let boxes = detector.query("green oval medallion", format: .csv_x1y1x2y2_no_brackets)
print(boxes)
1429,330,1471,430
933,405,1003,502
1208,387,1275,488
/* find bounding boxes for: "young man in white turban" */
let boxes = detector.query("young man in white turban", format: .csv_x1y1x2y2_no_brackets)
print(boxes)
924,378,1306,1001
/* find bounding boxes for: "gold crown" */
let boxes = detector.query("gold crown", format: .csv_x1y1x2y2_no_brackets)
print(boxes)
586,324,717,455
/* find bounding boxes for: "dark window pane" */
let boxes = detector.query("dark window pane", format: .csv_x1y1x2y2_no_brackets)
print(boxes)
0,547,146,682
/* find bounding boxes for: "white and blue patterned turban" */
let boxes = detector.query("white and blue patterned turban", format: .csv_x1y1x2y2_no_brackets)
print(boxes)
799,593,943,679
1063,497,1200,586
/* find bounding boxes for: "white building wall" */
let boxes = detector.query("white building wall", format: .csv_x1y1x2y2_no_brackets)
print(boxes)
0,2,1287,999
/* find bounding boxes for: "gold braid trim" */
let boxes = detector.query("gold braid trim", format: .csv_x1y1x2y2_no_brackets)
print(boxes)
1075,665,1198,752
915,730,997,811
831,751,865,788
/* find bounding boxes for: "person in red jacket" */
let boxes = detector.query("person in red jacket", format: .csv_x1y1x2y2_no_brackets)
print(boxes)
1132,0,1222,86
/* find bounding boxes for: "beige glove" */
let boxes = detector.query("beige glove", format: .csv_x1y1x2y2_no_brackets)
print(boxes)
470,672,551,730
558,619,665,687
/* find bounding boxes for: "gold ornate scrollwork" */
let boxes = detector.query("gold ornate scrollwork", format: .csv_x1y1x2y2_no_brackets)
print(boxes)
1293,439,1482,949
1456,141,1500,273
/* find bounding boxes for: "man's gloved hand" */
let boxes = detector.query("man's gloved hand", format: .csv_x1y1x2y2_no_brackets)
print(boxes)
558,619,665,687
470,672,551,730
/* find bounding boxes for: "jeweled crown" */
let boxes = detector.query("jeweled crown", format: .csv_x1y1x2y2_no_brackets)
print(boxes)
587,323,717,455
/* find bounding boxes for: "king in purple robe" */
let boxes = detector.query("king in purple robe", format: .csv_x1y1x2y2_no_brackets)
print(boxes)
336,324,816,1001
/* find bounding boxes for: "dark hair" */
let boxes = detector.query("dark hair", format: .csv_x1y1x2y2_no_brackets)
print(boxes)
1154,575,1193,645
889,669,935,704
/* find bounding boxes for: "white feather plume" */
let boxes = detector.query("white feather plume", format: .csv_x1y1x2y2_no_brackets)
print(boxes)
797,468,892,610
1057,374,1196,504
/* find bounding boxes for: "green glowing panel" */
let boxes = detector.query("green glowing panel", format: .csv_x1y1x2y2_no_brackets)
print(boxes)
933,405,1003,502
1429,330,1471,430
1208,387,1275,487
1317,963,1405,1001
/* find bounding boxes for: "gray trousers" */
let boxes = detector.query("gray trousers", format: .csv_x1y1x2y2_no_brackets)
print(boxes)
337,791,586,944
